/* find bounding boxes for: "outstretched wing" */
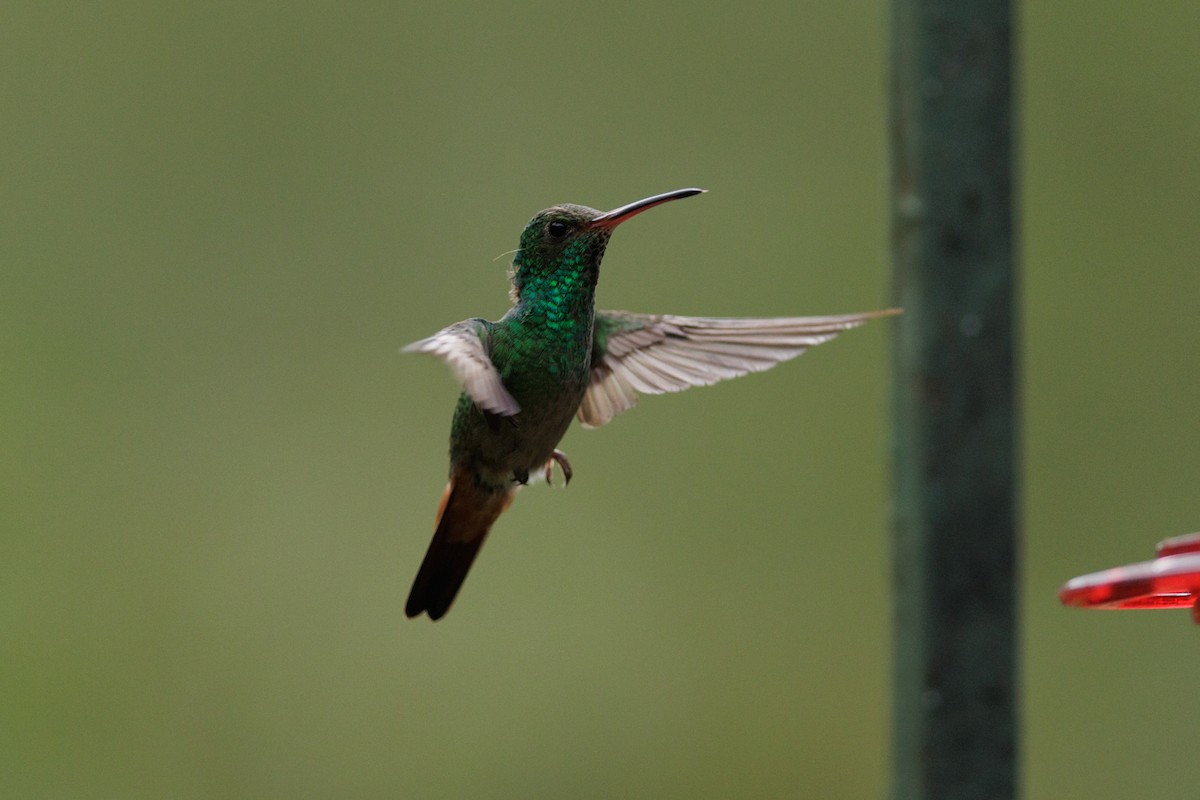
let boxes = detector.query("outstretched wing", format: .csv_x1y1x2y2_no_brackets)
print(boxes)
403,319,520,416
578,308,900,428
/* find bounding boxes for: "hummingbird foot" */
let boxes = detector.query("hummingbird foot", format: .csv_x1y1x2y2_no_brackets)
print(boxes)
544,449,573,486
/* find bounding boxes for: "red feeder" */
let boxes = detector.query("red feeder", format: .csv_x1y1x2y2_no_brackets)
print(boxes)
1058,532,1200,625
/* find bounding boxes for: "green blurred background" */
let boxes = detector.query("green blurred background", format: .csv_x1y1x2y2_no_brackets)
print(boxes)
4,2,1199,797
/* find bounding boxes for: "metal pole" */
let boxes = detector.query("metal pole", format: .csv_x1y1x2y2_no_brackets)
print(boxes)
890,0,1018,798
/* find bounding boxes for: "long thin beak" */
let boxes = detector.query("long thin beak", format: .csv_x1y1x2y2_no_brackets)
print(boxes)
589,188,706,230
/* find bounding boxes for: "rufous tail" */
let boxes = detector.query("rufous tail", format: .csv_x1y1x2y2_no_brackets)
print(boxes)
405,469,514,620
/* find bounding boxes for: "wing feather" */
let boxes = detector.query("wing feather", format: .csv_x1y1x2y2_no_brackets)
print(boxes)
579,308,899,427
403,319,520,416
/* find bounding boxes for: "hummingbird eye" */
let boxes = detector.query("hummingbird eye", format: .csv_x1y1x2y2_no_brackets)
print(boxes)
546,220,569,239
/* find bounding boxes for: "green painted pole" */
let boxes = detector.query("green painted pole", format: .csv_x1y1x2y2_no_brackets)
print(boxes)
889,0,1017,798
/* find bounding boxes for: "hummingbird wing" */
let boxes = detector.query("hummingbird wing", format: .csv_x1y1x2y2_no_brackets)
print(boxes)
403,319,521,416
579,308,900,428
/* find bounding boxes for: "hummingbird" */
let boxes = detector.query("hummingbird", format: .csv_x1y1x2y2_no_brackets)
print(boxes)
404,188,898,620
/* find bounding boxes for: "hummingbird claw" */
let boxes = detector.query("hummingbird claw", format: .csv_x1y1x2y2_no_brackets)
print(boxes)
513,468,530,485
544,449,573,487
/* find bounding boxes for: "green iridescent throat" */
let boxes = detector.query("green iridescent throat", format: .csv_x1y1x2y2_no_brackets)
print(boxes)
510,232,607,335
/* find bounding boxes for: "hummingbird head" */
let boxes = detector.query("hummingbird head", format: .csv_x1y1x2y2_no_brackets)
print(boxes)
509,188,704,304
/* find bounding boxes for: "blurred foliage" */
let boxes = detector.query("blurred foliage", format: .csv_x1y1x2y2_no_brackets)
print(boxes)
2,2,1198,798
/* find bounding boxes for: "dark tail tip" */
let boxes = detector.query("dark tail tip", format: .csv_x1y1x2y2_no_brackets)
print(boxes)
405,535,486,620
405,474,513,620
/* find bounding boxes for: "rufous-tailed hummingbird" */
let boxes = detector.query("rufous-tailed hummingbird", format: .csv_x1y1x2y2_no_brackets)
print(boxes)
404,188,897,619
